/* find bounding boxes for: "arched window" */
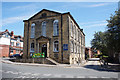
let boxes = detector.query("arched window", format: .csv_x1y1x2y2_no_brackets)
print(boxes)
71,21,73,37
30,43,34,52
74,43,76,53
53,20,59,36
74,26,75,39
53,41,59,52
42,21,46,37
31,23,35,38
71,41,74,52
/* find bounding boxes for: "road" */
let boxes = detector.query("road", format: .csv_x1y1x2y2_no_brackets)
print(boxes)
1,60,119,78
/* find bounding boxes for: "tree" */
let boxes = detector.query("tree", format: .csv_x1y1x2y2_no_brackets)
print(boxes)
91,9,120,63
107,9,120,54
91,31,108,55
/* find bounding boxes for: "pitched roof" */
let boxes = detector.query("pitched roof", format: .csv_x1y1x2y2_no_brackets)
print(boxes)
23,9,85,36
36,36,50,40
25,9,61,21
0,29,10,35
0,29,23,41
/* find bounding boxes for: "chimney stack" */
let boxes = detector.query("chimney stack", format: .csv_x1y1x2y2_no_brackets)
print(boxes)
11,31,14,37
80,29,83,32
5,29,8,32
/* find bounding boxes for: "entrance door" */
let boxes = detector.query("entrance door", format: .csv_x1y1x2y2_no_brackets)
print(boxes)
42,44,47,57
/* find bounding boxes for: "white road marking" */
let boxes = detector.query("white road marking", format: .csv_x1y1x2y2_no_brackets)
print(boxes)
53,74,63,78
88,76,99,78
0,70,2,72
31,73,40,76
43,74,51,76
22,72,31,75
77,76,86,78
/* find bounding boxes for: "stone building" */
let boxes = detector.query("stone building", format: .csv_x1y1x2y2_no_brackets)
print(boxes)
23,9,85,64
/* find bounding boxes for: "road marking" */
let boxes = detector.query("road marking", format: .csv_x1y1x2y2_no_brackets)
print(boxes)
22,72,31,75
88,76,99,78
31,73,40,76
77,76,86,78
5,71,19,75
53,74,63,78
43,74,52,76
0,70,2,72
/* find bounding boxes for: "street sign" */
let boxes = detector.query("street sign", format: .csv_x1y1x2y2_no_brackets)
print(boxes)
63,44,68,51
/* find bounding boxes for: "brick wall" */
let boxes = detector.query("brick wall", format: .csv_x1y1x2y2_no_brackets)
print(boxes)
0,45,9,57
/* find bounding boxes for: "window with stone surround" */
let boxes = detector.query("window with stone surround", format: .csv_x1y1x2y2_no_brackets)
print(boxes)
71,21,73,37
75,27,77,40
30,43,34,52
31,23,35,38
76,28,78,40
78,30,80,42
74,25,75,39
77,45,79,54
53,20,59,36
42,21,46,37
74,43,76,53
53,41,59,52
71,41,74,52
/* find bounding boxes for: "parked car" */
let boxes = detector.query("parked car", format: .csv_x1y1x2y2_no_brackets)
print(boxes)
9,54,22,59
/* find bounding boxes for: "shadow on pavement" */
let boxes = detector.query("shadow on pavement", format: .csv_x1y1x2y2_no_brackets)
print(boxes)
83,65,120,72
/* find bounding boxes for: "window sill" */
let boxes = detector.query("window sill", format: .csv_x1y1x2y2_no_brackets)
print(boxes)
30,38,34,39
71,36,73,38
53,51,59,53
30,50,34,52
53,35,59,37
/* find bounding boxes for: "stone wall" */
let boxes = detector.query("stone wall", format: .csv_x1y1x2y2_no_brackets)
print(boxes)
23,9,85,64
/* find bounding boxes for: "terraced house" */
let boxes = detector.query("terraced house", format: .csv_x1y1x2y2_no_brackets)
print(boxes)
23,9,85,64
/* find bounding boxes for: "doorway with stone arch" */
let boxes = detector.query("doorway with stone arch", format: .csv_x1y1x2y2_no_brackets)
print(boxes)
42,44,47,58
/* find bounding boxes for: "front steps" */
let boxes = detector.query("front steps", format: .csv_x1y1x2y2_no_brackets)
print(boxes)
46,58,60,65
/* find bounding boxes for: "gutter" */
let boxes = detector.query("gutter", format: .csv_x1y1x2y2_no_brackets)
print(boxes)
61,14,63,63
27,21,30,59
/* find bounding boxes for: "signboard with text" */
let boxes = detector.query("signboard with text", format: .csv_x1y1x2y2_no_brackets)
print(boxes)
63,44,68,51
32,53,45,58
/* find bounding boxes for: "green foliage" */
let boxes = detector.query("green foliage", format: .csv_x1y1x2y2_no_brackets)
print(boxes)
32,53,45,58
91,31,108,55
91,9,120,58
102,55,109,58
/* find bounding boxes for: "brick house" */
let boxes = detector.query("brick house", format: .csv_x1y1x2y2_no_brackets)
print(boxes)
85,47,100,58
0,29,11,57
10,31,23,56
0,29,23,57
23,9,85,64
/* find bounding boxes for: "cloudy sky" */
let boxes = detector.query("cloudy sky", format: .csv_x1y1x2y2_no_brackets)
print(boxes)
2,2,118,47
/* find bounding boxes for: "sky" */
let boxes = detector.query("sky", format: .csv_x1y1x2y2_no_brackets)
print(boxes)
1,2,118,47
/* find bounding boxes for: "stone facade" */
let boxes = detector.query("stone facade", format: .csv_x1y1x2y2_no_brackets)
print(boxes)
23,9,85,64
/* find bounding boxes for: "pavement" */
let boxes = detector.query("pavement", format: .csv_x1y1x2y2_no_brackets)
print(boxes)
1,61,119,78
1,58,120,70
1,58,119,79
1,58,87,68
1,58,72,67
